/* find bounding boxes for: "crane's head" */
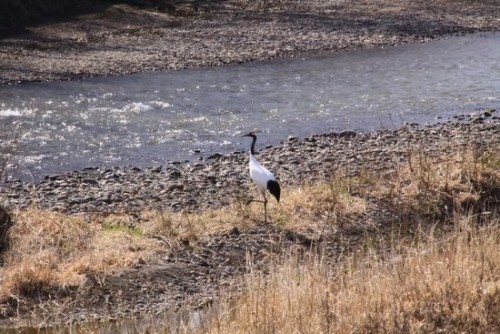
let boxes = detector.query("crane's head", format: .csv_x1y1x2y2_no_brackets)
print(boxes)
241,132,257,139
242,132,258,154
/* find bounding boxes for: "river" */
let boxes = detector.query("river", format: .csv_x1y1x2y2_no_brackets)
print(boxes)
0,32,499,181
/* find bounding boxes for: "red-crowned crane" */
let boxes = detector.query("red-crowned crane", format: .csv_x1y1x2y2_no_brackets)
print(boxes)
242,132,280,222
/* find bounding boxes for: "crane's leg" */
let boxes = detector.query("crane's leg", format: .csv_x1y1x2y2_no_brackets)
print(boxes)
262,192,268,223
265,201,269,222
245,192,268,223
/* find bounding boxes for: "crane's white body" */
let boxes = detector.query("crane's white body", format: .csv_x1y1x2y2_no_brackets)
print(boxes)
248,153,276,196
242,132,281,222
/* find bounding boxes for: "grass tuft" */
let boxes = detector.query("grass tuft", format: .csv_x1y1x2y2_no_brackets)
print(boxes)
0,209,164,300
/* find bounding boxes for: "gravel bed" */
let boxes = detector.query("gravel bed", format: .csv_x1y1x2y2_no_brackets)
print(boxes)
1,112,498,215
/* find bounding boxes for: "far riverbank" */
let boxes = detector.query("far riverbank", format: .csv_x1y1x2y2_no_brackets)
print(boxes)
1,0,499,84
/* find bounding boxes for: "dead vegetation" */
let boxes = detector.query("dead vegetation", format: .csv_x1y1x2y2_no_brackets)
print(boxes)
176,146,500,333
192,215,500,334
0,210,167,304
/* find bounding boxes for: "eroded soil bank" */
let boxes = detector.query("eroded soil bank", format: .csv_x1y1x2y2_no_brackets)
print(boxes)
1,0,499,84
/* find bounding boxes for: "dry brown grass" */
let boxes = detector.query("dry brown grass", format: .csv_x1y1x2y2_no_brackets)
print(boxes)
276,148,499,234
0,203,254,301
396,149,500,217
0,210,165,300
189,214,500,334
0,203,266,301
175,148,498,334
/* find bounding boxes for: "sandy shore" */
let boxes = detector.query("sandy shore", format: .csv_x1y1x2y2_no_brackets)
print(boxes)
1,0,499,84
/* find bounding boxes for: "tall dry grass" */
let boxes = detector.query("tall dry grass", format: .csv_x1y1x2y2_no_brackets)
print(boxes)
178,147,500,334
190,216,500,334
0,201,264,301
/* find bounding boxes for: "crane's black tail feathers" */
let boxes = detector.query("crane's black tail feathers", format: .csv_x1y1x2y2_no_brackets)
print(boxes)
267,180,280,203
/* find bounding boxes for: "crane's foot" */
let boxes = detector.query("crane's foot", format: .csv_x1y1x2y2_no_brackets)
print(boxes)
246,198,266,205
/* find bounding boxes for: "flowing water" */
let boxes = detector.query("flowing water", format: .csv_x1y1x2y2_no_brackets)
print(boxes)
1,33,499,181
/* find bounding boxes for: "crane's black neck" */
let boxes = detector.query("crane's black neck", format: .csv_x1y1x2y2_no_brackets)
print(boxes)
249,134,257,155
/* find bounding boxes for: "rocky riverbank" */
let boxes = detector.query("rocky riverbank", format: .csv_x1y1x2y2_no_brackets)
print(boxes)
1,111,498,216
1,0,499,84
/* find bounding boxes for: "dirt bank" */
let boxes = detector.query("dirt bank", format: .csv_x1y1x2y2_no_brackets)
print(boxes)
1,0,499,84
